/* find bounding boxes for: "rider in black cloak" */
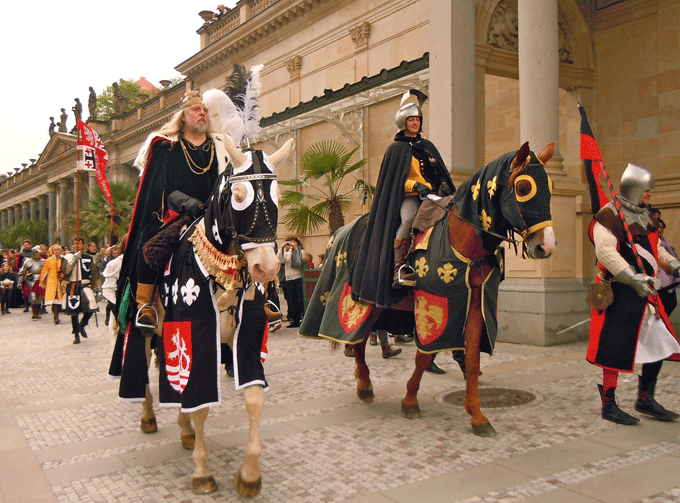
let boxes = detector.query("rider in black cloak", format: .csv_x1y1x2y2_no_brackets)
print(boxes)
349,90,455,320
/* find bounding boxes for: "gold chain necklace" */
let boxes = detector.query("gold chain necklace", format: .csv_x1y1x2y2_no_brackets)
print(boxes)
180,136,215,175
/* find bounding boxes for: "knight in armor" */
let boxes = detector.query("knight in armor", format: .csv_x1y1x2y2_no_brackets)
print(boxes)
19,246,45,320
588,163,680,424
63,237,99,344
350,90,455,308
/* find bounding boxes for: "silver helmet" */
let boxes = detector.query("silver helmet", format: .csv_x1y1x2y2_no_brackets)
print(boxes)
620,163,654,204
395,89,427,131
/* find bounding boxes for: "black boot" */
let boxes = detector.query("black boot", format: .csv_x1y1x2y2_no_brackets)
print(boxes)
425,361,446,374
634,376,679,421
72,316,81,344
598,384,639,425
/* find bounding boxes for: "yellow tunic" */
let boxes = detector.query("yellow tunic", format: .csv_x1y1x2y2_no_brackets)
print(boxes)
40,256,64,305
404,156,434,196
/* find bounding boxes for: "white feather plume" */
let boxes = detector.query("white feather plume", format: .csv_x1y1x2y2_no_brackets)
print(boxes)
242,64,263,145
202,88,245,146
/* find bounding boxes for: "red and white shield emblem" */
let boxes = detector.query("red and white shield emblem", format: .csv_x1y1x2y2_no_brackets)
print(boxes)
163,321,193,393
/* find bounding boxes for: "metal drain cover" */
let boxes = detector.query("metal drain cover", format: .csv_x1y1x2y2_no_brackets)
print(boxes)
442,387,536,408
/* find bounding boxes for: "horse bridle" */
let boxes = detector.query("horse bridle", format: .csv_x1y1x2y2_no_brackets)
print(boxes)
225,150,279,254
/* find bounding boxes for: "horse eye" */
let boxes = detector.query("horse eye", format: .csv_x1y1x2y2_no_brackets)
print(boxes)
514,175,537,202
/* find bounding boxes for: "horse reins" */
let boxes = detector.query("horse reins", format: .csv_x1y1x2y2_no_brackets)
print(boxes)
423,196,519,245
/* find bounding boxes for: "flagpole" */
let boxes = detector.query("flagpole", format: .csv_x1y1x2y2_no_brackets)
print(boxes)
577,102,661,313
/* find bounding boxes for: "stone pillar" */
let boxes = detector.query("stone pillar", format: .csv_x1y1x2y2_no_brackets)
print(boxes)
73,174,80,212
0,209,7,229
48,186,57,243
8,207,14,227
59,179,70,245
21,202,29,223
30,198,38,222
518,0,563,173
428,0,476,176
88,171,98,199
496,0,588,346
38,196,46,223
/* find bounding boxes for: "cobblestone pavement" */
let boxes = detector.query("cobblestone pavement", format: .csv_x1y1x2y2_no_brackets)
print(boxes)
2,302,680,502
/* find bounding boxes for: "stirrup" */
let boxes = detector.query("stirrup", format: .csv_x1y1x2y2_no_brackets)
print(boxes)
136,304,158,331
396,264,417,287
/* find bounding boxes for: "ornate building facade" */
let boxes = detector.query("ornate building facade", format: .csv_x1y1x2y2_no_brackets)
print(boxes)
1,0,679,344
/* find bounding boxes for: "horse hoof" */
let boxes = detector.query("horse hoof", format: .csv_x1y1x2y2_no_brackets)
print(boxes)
192,475,218,495
472,422,497,437
234,470,262,497
357,388,374,403
181,433,195,450
140,417,158,434
402,403,422,419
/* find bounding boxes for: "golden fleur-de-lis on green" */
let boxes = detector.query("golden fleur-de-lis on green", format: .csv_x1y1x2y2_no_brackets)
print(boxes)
437,263,457,283
415,257,429,277
480,209,492,231
326,235,335,250
487,176,497,198
471,179,481,201
335,251,347,268
320,291,330,306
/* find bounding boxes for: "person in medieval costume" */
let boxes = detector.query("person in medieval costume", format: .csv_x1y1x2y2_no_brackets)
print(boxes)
63,237,99,344
588,163,680,424
349,89,455,309
109,89,231,390
19,246,45,320
40,244,65,324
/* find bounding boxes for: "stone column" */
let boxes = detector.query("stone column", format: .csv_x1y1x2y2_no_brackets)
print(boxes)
30,198,38,222
496,0,588,346
88,171,98,199
73,174,80,212
518,0,563,173
21,202,29,223
48,186,57,244
59,179,70,245
0,209,7,229
8,207,14,227
428,0,477,177
38,195,46,223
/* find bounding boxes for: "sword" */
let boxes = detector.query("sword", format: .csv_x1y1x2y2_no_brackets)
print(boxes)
555,318,590,335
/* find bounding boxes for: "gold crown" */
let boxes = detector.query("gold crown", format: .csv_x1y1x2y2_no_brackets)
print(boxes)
180,89,203,110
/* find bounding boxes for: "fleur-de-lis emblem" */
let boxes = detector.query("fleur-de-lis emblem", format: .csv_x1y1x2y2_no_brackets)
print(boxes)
172,279,179,305
181,278,201,306
480,209,492,231
335,251,347,268
415,257,429,278
320,291,330,306
471,179,481,201
487,176,497,198
437,263,457,283
326,235,335,250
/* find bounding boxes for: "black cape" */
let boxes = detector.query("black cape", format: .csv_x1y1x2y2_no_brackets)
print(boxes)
349,132,454,308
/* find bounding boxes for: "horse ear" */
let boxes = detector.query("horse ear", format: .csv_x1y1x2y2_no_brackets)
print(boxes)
537,143,554,165
512,142,531,169
232,183,247,203
223,133,247,168
267,138,295,170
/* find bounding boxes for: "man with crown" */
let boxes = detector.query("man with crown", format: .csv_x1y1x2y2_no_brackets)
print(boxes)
588,163,680,424
110,89,232,390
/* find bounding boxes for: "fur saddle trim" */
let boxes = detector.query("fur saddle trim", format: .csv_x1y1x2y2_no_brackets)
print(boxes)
143,215,195,271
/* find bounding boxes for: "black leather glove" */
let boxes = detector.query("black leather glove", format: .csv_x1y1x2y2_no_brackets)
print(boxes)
413,182,431,198
168,190,205,218
438,182,452,197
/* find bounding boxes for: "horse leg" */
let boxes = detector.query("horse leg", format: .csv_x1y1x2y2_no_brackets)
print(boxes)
401,351,433,419
140,338,158,433
354,335,374,403
234,385,264,497
464,286,496,437
190,407,217,494
177,411,195,450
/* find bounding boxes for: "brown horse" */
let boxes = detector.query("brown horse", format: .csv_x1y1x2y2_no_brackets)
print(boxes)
300,142,556,437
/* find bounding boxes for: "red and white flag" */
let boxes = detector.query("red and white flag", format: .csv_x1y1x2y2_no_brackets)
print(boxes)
77,120,114,231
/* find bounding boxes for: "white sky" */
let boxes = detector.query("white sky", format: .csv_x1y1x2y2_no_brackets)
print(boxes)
0,1,237,176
